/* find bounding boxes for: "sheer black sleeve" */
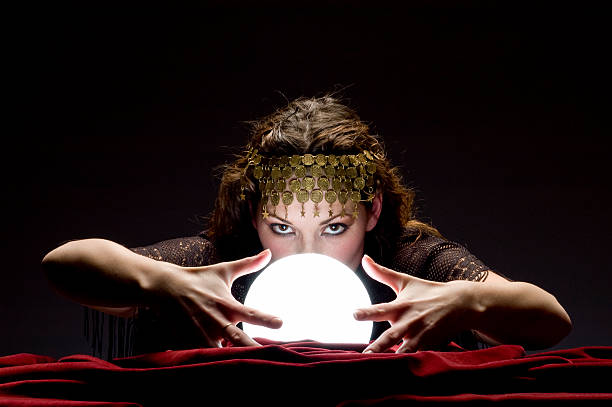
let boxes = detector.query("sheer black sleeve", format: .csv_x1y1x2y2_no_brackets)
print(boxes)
129,234,218,267
390,235,490,282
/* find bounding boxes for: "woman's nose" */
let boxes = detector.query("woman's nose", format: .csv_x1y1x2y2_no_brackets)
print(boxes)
297,238,316,254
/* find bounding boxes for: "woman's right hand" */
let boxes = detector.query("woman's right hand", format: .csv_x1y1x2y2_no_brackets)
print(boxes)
151,249,282,348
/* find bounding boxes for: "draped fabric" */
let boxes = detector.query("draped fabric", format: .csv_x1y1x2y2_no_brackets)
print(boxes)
1,341,611,406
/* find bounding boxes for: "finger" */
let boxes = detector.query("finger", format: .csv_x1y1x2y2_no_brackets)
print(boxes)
395,332,437,353
363,325,405,353
353,302,396,322
361,255,406,294
397,324,448,353
230,302,283,329
226,249,272,282
396,338,417,354
222,323,261,347
183,307,222,348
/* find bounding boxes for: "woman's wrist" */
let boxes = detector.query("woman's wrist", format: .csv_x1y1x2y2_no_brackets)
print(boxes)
449,280,488,331
136,257,187,305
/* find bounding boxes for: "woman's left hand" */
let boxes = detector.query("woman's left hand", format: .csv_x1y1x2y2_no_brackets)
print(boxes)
354,255,479,353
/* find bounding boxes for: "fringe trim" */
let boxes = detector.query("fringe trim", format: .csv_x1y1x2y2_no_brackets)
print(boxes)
84,307,136,360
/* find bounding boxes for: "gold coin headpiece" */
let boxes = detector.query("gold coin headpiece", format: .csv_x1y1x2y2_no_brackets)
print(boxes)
240,149,378,220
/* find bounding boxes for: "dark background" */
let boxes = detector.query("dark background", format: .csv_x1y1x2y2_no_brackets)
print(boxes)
4,2,610,358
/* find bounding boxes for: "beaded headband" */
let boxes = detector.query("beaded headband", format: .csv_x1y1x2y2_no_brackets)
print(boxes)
241,148,378,220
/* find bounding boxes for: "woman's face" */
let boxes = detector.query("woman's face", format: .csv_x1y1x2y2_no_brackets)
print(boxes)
254,195,382,270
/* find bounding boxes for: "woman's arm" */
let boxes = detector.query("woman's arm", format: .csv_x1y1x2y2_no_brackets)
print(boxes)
41,238,282,347
469,272,572,349
42,238,176,310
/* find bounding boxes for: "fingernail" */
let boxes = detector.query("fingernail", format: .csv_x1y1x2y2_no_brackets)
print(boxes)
364,349,374,354
353,310,363,319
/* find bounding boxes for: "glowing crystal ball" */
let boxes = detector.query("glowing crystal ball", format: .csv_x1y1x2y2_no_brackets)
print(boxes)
242,253,373,343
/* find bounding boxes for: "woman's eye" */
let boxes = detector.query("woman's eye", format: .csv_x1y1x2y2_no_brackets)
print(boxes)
323,223,347,236
271,223,294,235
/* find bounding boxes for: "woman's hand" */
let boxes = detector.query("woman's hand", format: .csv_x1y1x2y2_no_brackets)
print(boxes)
152,249,283,348
353,255,478,353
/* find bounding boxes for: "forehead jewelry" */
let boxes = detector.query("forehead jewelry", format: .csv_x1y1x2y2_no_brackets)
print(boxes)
240,149,377,220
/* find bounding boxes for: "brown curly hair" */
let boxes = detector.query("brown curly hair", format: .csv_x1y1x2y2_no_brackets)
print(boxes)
206,94,442,263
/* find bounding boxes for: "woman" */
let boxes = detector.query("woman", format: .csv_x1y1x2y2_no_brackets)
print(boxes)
41,94,572,356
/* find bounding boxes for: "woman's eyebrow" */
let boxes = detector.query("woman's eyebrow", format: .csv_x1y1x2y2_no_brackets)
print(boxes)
319,214,342,226
269,215,294,225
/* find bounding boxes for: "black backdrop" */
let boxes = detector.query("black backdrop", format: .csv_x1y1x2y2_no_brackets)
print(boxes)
4,2,610,358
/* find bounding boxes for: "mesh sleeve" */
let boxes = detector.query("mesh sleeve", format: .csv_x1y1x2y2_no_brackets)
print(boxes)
129,235,217,267
390,235,490,282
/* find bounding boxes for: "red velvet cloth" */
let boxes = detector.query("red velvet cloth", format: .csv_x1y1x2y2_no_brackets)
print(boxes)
1,340,611,406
